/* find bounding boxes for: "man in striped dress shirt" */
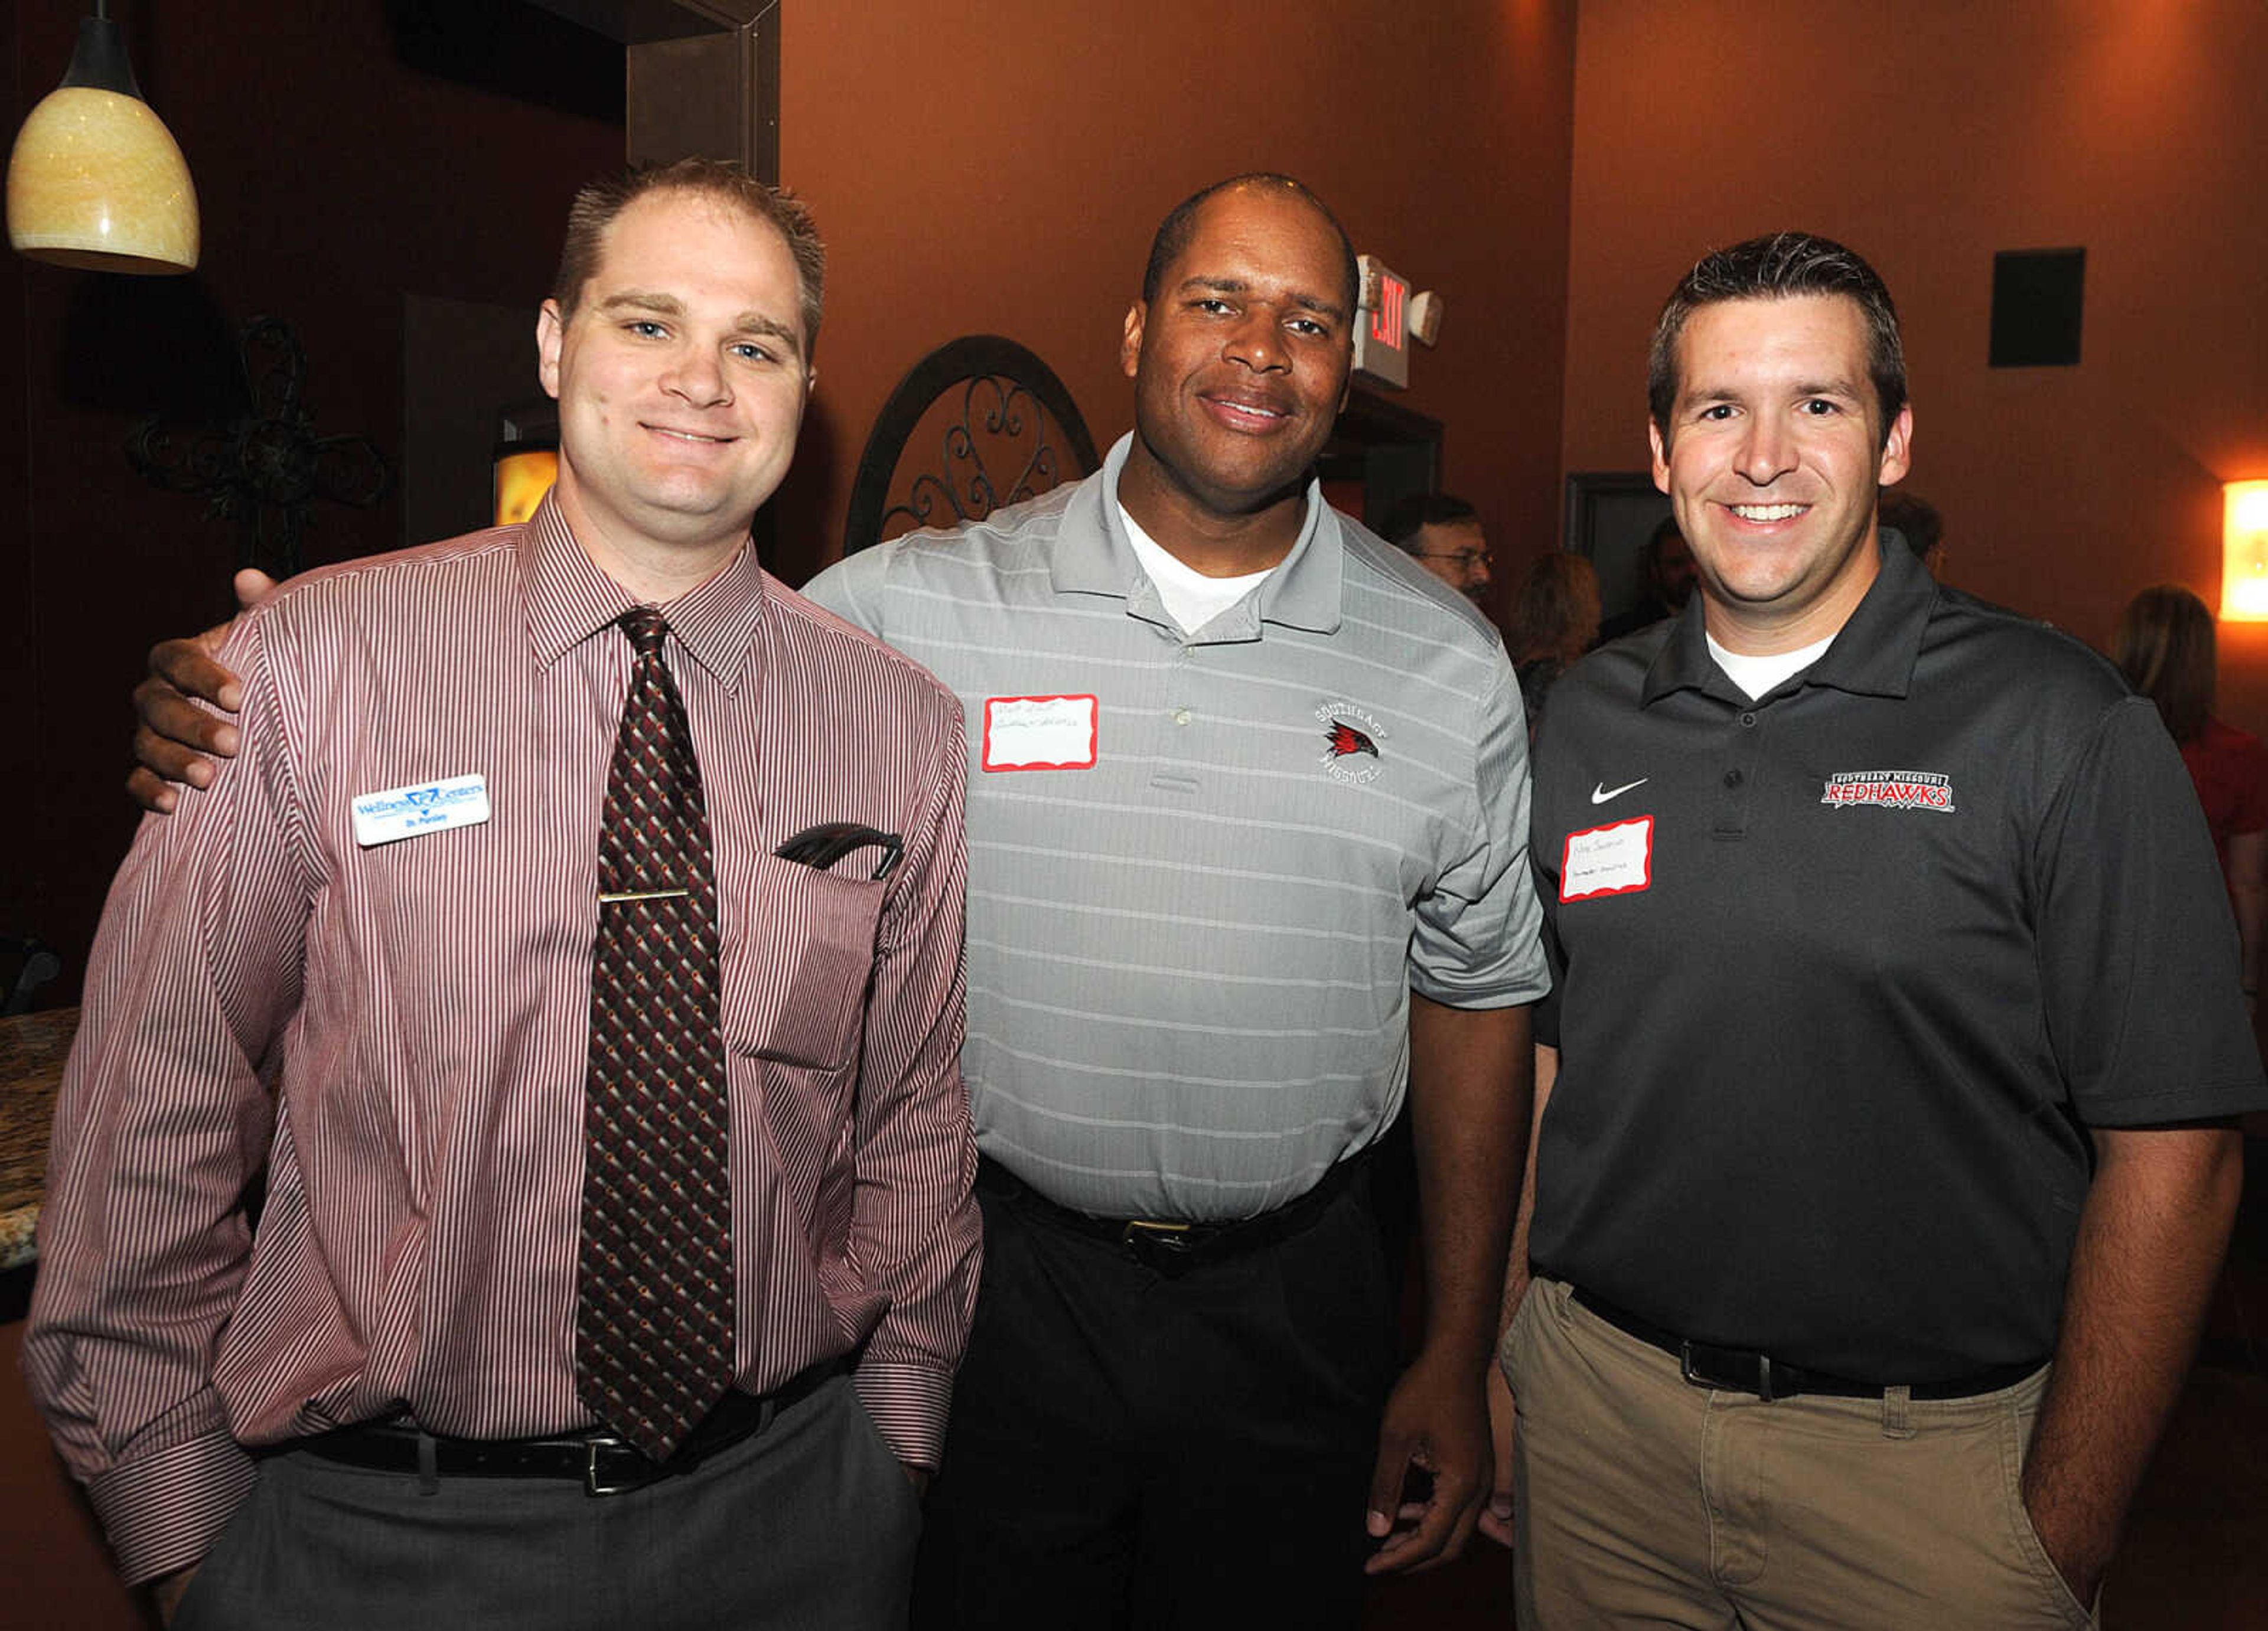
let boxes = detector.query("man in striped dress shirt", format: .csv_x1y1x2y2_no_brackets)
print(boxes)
129,172,1549,1627
37,161,979,1629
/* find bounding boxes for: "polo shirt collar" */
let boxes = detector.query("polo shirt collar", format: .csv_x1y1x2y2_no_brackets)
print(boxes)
1051,433,1343,638
1640,532,1935,707
522,491,768,691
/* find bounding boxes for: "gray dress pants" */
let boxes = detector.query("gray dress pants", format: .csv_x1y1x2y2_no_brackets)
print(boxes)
174,1376,923,1631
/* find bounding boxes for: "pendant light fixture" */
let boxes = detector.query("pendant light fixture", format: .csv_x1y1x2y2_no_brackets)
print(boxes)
6,2,199,274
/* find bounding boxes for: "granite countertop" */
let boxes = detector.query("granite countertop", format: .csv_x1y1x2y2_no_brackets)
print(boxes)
0,1007,77,1271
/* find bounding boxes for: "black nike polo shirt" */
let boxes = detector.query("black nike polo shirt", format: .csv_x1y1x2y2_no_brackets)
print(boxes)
1527,539,2267,1384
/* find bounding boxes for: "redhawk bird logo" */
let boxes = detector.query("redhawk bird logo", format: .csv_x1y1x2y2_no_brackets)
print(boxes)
1325,720,1379,759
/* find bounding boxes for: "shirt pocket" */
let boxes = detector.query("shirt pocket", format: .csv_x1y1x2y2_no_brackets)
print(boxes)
718,851,889,1071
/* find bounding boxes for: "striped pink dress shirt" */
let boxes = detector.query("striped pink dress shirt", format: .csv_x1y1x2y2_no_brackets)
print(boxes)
26,498,980,1585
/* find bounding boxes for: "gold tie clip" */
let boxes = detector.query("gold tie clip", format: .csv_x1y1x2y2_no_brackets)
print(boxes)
598,888,691,904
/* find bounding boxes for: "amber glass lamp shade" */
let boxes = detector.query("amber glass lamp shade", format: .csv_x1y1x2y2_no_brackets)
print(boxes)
6,15,198,275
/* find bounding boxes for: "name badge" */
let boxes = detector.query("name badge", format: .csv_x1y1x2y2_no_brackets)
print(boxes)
982,695,1098,771
351,773,491,847
1561,816,1652,901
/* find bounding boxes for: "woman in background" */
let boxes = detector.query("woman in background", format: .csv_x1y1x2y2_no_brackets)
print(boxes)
2114,584,2268,1011
1508,552,1601,738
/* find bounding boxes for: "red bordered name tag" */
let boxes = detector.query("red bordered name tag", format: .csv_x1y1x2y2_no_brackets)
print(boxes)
1561,816,1653,901
982,694,1098,772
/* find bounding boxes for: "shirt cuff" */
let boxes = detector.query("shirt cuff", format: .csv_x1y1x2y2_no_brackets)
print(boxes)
851,1361,953,1469
87,1430,260,1587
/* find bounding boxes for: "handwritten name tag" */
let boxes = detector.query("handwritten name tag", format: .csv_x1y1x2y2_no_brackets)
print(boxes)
983,695,1098,771
1561,816,1652,901
351,774,491,847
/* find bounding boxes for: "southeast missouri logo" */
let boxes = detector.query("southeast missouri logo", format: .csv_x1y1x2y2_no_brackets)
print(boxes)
1315,701,1386,785
1820,769,1956,813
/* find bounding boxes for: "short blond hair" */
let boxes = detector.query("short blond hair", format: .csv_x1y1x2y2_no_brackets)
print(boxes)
553,159,826,353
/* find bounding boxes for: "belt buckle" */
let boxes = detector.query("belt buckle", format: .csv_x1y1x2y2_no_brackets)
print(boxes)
1121,1218,1194,1272
1680,1342,1776,1402
584,1434,657,1498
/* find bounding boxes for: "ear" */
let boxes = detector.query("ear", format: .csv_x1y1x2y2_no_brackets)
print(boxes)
1648,419,1671,493
1876,403,1914,487
1121,301,1146,381
537,300,566,401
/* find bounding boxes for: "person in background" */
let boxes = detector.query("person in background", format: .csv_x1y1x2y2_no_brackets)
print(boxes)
1595,513,1696,641
37,160,979,1630
1383,491,1494,603
2115,583,2268,1011
1506,550,1601,735
1879,487,1946,577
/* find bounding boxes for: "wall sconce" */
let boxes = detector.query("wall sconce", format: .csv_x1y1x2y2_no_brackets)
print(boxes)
6,3,199,275
2222,481,2268,622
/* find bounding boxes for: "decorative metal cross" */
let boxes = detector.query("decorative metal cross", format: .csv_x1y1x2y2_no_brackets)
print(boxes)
126,315,390,580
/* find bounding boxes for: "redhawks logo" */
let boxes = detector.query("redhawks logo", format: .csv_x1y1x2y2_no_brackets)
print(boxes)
1314,700,1387,785
1820,769,1956,813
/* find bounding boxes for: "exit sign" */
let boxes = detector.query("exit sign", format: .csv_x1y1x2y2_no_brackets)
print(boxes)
1354,255,1411,390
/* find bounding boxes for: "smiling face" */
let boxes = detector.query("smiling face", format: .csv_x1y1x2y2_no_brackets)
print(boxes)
537,187,814,589
1648,293,1911,653
1117,185,1353,550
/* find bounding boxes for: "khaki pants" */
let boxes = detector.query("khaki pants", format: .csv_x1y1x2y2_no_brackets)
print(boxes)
1503,1277,2098,1630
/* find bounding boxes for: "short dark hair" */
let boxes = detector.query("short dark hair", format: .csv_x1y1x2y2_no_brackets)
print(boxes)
1142,173,1360,318
1647,231,1906,448
1379,492,1480,554
553,158,827,353
2113,584,2217,744
1877,490,1943,558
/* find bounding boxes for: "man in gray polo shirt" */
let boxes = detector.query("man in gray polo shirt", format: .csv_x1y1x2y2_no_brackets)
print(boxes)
815,172,1543,1628
129,172,1546,1627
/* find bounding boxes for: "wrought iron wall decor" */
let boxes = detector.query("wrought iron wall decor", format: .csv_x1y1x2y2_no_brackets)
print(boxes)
127,315,391,580
843,334,1099,556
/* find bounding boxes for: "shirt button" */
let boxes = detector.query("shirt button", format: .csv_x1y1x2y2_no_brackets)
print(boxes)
1739,712,1758,728
1173,709,1192,726
1723,769,1744,788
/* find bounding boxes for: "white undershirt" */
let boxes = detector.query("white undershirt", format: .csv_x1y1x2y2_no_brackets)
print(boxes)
1119,503,1274,635
1706,631,1836,702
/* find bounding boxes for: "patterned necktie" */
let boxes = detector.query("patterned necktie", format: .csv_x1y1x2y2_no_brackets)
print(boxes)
576,606,737,1462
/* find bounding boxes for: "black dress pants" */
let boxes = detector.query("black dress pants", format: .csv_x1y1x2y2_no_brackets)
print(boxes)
913,1166,1399,1631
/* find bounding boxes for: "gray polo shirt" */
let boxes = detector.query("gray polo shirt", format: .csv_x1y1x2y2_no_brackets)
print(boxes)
804,435,1548,1220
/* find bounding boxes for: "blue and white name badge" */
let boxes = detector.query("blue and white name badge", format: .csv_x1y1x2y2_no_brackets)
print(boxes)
351,773,490,848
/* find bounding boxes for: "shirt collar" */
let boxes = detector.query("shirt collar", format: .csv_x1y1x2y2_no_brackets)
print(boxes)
1050,432,1343,638
1641,531,1935,707
521,491,768,692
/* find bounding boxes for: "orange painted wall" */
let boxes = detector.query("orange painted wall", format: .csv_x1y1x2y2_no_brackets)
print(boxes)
764,0,1581,604
1560,0,2268,729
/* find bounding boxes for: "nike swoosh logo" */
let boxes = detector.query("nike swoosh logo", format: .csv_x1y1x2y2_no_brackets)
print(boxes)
1591,778,1649,804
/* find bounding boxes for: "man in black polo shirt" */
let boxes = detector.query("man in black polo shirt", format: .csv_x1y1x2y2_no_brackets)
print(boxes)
1493,233,2263,1628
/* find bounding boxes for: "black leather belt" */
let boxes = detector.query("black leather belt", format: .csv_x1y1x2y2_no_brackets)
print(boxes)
977,1148,1371,1276
1571,1287,2043,1402
285,1363,836,1497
